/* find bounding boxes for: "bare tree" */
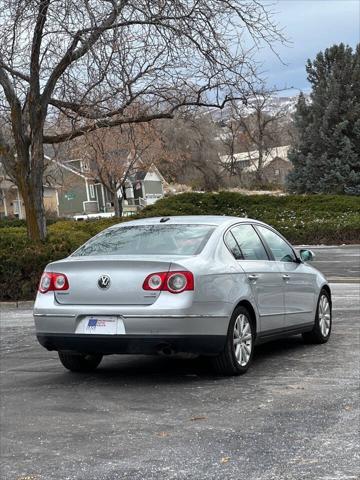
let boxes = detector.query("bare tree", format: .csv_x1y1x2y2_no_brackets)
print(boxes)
74,122,166,217
157,114,223,191
0,0,285,239
218,102,249,184
187,117,224,191
222,88,289,185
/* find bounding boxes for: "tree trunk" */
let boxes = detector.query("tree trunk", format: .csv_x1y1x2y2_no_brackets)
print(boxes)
20,180,46,240
15,149,47,241
113,191,122,217
255,168,263,184
9,99,47,241
256,149,264,185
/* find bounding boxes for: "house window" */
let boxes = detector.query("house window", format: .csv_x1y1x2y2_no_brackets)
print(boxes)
274,169,280,176
13,200,21,215
238,160,251,168
82,162,90,172
44,189,53,198
89,184,95,199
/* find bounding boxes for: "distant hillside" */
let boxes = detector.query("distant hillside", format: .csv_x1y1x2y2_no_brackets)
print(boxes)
204,94,309,123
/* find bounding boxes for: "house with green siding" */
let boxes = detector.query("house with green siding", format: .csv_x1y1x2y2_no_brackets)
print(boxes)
54,159,165,217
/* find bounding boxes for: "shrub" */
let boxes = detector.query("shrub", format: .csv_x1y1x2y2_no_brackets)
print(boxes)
0,193,359,301
0,218,27,228
0,218,129,301
142,192,360,243
0,226,87,301
0,217,68,229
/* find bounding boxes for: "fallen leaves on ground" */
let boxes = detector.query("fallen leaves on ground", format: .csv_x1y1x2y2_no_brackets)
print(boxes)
16,476,39,480
190,415,208,421
220,456,230,464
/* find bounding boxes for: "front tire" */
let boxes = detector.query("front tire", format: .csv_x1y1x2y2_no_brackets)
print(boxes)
58,351,103,372
212,306,255,376
302,289,332,344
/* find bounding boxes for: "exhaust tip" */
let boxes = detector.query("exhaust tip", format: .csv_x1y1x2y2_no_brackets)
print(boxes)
157,343,175,356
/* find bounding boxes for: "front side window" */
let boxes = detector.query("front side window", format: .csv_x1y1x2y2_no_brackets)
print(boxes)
73,224,215,256
230,225,268,261
256,226,296,262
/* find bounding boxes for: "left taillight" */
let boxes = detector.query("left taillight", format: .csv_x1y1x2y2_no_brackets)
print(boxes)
39,272,69,293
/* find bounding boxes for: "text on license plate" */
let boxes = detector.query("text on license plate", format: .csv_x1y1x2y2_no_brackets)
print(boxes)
76,316,125,335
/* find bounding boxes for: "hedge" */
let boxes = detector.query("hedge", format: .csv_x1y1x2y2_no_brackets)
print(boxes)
1,192,359,301
143,192,360,244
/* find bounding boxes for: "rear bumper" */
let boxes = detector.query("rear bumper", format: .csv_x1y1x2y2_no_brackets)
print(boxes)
33,312,230,336
36,333,226,355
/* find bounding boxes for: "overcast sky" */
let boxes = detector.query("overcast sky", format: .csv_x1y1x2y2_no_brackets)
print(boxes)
258,0,360,95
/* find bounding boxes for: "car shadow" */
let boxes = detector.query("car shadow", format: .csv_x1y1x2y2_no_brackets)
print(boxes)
56,334,313,385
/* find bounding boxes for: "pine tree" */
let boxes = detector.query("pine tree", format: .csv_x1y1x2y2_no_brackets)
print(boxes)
287,43,360,193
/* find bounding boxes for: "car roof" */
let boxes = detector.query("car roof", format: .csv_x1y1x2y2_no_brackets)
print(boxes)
111,215,261,227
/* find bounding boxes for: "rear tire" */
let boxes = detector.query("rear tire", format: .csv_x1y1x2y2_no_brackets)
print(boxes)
58,351,103,372
302,289,332,344
212,306,255,376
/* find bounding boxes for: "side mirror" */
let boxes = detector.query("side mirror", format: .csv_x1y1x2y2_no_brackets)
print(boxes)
299,249,315,262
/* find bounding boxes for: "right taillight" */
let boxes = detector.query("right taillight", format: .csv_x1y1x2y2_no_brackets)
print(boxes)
39,272,69,293
143,271,194,294
166,273,189,293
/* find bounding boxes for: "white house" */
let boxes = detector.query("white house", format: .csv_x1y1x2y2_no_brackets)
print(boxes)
220,145,292,184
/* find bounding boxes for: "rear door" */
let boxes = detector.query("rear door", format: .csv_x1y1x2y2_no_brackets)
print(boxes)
228,224,285,332
255,225,316,327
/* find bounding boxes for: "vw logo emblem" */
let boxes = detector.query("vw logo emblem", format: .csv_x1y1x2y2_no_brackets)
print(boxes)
98,274,111,290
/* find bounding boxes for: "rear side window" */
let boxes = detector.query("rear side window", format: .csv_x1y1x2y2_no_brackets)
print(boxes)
224,231,243,260
256,226,296,262
230,225,268,261
73,224,215,256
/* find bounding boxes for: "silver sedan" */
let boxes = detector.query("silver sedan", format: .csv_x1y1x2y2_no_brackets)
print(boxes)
34,215,332,375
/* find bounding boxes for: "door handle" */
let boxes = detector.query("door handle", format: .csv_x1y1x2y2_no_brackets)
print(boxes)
248,274,259,281
282,274,290,280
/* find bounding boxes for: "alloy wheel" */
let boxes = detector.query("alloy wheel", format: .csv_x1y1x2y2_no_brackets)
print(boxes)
319,294,331,337
233,314,252,366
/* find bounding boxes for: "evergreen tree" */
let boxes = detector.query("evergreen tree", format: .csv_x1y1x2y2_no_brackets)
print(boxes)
287,43,360,193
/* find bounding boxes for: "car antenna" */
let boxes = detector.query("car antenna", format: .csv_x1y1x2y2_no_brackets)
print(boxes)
160,217,170,223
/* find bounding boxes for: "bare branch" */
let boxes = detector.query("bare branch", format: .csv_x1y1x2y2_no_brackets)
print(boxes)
30,0,51,96
41,1,123,106
43,111,174,144
0,55,20,108
0,63,30,82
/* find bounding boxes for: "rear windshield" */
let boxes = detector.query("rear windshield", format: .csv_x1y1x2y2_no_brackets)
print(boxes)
73,224,216,256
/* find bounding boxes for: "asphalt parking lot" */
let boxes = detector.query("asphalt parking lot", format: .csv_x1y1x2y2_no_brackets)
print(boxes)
0,246,359,480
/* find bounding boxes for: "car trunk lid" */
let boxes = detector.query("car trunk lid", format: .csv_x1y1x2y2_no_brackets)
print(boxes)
51,256,177,306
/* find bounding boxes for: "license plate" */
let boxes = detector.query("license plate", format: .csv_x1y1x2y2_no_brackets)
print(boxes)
76,316,126,335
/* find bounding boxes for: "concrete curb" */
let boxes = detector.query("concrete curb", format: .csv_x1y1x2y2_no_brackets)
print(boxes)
327,278,360,284
294,244,360,248
1,301,34,309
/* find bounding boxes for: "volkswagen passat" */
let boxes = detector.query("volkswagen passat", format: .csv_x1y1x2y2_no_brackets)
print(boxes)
34,216,332,375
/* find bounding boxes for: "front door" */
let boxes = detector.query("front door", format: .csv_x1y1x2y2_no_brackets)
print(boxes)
276,262,317,327
255,225,316,328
